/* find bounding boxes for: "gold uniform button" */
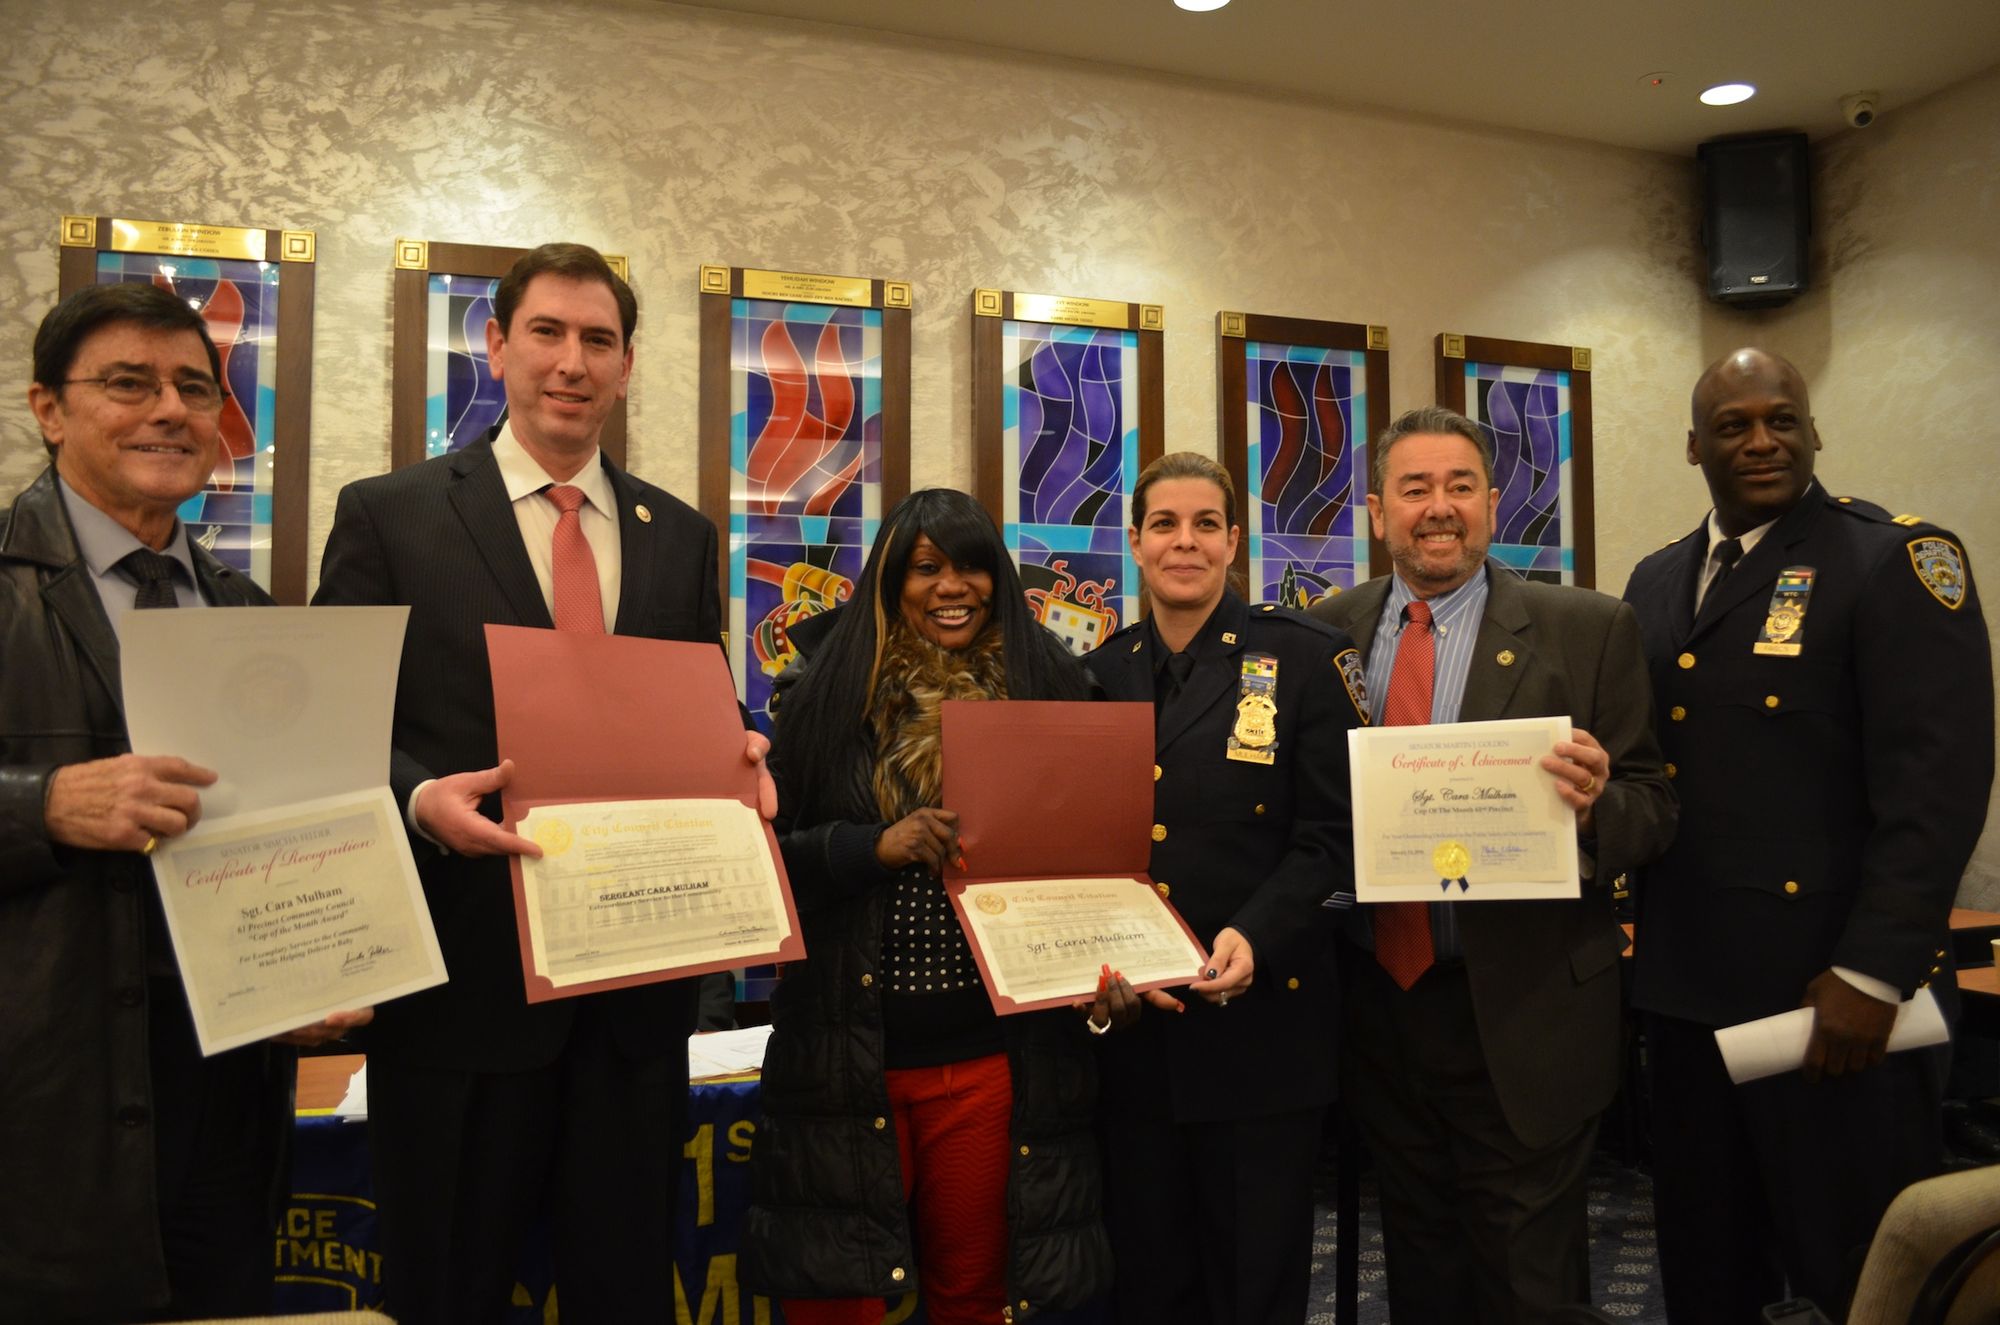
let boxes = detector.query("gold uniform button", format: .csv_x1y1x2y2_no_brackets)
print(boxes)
873,1116,887,1130
1678,652,1696,670
1155,881,1170,898
1286,977,1300,990
1664,763,1677,778
860,973,874,988
1151,823,1168,842
1669,706,1686,722
1765,695,1780,709
1021,1302,1031,1313
1254,803,1266,815
1153,764,1163,782
891,1267,906,1283
1784,880,1800,895
1019,1144,1031,1156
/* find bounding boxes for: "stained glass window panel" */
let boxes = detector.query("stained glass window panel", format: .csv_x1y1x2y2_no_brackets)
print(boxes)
425,274,507,458
728,299,883,731
1467,363,1573,584
1002,322,1138,655
95,252,280,587
1246,343,1369,608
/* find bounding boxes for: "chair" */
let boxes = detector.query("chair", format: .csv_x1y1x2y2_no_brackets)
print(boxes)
1846,1163,2000,1325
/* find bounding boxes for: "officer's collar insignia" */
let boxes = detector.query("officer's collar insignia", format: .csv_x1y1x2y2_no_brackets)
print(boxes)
1908,537,1967,610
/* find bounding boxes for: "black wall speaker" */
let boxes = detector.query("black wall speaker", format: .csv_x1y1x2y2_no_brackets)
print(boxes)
1699,133,1812,308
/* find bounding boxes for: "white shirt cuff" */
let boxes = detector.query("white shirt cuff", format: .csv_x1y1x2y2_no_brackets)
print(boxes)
406,779,449,854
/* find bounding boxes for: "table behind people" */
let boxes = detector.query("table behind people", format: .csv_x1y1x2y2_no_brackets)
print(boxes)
311,241,742,1325
1310,405,1674,1325
0,282,357,1324
1090,451,1365,1325
1624,347,1994,1322
741,487,1125,1325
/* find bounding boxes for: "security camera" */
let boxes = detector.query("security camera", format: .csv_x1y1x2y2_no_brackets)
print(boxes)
1841,91,1879,128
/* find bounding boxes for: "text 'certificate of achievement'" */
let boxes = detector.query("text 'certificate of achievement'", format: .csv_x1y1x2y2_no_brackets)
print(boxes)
941,701,1208,1014
123,607,446,1055
488,626,804,1002
1349,715,1579,903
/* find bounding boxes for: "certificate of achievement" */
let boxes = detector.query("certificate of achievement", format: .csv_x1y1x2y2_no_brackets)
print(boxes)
516,798,798,990
487,626,805,1002
122,607,447,1055
147,787,444,1055
948,877,1208,1014
939,700,1209,1013
1348,715,1579,902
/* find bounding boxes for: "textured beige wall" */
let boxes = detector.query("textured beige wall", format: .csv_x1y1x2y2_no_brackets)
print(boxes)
0,4,1992,892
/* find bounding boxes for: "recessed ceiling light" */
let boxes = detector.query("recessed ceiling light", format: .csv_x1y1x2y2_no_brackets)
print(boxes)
1700,82,1757,106
1174,0,1231,10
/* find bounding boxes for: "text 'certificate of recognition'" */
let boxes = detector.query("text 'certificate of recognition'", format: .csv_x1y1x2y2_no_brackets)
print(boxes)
950,877,1207,1011
149,786,445,1054
1349,715,1578,902
517,799,796,989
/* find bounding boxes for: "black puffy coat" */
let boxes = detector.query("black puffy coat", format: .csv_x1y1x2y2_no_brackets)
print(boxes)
739,610,1112,1318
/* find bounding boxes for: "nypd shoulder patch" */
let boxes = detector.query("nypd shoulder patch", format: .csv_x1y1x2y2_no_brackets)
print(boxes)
1908,536,1967,610
1335,647,1370,725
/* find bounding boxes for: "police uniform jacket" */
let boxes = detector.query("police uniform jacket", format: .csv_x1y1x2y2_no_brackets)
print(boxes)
1314,565,1675,1148
0,468,293,1322
1624,488,1993,1026
1090,590,1364,1122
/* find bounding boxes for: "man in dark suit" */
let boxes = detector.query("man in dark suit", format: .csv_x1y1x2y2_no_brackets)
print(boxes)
1311,405,1674,1323
314,243,765,1324
1,283,355,1322
1624,348,1993,1320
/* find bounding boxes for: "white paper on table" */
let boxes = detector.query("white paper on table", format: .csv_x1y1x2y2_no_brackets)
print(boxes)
122,607,409,817
1348,715,1579,902
334,1063,368,1119
121,607,446,1055
688,1024,775,1080
1713,986,1950,1085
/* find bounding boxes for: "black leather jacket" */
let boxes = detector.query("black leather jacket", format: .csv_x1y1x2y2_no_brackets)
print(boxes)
739,609,1112,1318
0,468,291,1321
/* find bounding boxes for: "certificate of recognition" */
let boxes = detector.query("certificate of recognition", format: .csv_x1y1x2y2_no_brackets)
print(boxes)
122,607,446,1055
515,798,796,989
940,700,1209,1014
488,626,805,1002
950,877,1208,1011
1348,715,1579,902
147,788,445,1054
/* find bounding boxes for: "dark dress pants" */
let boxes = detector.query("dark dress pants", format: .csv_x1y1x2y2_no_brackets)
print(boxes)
368,1001,688,1325
1103,1106,1324,1325
146,981,276,1322
1646,1011,1945,1324
1342,955,1597,1325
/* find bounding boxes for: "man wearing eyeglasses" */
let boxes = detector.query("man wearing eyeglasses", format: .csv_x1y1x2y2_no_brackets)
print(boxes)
0,283,354,1322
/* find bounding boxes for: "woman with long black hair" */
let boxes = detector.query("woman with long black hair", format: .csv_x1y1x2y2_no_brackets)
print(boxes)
741,487,1130,1325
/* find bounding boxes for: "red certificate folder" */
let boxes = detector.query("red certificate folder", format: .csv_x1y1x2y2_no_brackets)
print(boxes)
487,625,804,1002
940,699,1207,1014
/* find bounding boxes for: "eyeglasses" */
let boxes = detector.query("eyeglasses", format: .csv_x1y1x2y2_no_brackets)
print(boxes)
63,372,228,413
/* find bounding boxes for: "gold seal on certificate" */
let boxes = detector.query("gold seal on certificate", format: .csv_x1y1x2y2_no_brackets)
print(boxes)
949,878,1207,1012
1348,715,1581,903
1432,840,1471,886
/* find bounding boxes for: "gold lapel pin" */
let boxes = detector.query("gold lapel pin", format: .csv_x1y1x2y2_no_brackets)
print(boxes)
1131,640,1142,653
635,504,652,523
1221,632,1238,644
1496,649,1516,667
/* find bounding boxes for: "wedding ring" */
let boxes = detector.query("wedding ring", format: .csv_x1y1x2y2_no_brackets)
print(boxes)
1218,994,1230,1007
1087,1015,1112,1036
1579,776,1597,796
141,836,159,855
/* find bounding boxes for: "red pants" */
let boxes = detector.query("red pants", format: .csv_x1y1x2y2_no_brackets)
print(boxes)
783,1052,1013,1325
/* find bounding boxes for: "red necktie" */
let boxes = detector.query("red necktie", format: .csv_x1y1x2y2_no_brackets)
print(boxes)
1376,599,1435,989
544,485,604,634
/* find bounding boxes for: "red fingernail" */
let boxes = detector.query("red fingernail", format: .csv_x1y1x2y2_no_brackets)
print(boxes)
1098,972,1108,992
956,853,968,871
1101,963,1111,977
